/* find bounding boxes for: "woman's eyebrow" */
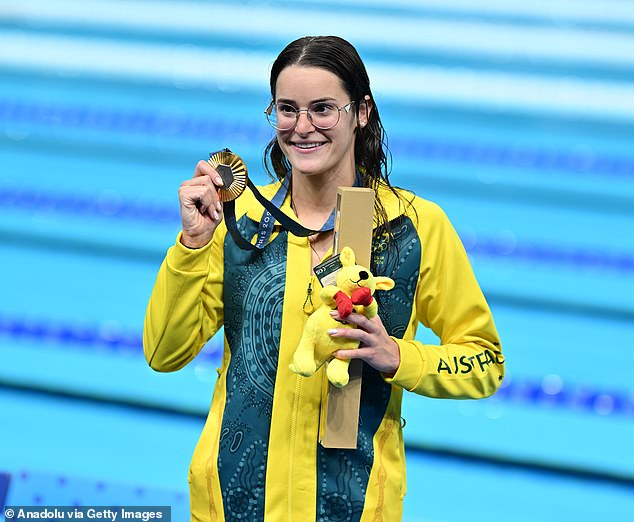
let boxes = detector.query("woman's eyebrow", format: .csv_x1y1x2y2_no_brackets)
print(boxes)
276,97,337,105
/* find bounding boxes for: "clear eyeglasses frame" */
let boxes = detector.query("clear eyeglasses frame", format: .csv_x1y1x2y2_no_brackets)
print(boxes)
264,100,356,131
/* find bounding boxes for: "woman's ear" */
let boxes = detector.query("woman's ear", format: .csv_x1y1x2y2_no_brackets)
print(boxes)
358,95,373,128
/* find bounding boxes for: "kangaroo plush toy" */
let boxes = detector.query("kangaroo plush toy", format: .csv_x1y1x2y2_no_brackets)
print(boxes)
289,246,395,387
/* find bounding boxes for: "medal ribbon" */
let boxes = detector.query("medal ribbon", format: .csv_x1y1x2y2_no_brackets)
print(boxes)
211,149,360,251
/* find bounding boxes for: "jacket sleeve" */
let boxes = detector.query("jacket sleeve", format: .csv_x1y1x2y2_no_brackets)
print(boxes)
386,202,504,399
143,230,224,372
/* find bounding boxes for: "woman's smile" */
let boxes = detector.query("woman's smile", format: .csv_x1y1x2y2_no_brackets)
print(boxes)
289,140,328,152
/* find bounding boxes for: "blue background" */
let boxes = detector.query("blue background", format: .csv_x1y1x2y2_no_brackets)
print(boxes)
1,0,633,520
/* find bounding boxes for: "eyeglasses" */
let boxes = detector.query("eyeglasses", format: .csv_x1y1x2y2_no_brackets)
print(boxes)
265,100,356,131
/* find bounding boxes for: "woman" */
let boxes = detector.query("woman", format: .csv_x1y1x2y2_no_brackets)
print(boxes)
144,36,504,522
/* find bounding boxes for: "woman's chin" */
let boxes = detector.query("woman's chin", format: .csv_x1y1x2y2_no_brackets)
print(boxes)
289,158,326,177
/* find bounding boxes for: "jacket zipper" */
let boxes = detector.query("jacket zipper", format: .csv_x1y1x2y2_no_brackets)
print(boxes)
288,376,302,521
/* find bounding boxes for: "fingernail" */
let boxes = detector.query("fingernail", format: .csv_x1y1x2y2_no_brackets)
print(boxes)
212,210,219,220
328,329,338,335
216,201,222,212
215,177,223,186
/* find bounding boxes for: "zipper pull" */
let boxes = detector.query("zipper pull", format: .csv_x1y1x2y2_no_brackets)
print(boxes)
303,280,315,314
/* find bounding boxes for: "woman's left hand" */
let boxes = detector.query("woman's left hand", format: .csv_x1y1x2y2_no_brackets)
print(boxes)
328,311,400,376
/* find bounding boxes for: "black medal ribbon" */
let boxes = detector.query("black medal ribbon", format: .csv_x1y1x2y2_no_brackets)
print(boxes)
209,149,324,251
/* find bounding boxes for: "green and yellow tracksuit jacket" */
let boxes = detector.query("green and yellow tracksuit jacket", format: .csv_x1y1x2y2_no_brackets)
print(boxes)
143,182,504,522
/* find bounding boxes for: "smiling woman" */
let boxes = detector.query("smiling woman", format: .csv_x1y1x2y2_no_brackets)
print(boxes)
143,35,504,522
270,65,362,234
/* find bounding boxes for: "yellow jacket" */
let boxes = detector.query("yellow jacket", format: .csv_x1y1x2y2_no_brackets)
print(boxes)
143,182,504,521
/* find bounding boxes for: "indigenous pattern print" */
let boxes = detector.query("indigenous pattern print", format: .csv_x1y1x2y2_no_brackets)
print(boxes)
219,217,288,521
316,216,421,522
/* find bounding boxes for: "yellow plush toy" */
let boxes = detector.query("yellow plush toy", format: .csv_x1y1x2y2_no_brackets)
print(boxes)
289,246,395,387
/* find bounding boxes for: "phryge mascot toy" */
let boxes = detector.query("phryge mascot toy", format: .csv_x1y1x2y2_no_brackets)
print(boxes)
290,246,395,387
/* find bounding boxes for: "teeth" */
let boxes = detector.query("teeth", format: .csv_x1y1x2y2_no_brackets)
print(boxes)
294,142,323,149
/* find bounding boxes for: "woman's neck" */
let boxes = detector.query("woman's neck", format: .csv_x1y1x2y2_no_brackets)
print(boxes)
290,169,355,229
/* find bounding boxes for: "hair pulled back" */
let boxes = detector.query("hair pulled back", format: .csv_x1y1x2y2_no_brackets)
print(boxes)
264,36,404,239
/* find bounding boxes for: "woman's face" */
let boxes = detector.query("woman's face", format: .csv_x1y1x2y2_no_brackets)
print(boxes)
274,65,360,182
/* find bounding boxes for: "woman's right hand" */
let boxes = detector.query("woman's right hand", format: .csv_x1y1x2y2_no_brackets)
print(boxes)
178,160,225,249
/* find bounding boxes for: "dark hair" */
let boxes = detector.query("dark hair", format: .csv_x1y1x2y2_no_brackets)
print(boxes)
264,35,409,248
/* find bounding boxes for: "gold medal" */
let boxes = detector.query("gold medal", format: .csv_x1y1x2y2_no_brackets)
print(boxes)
207,150,248,202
